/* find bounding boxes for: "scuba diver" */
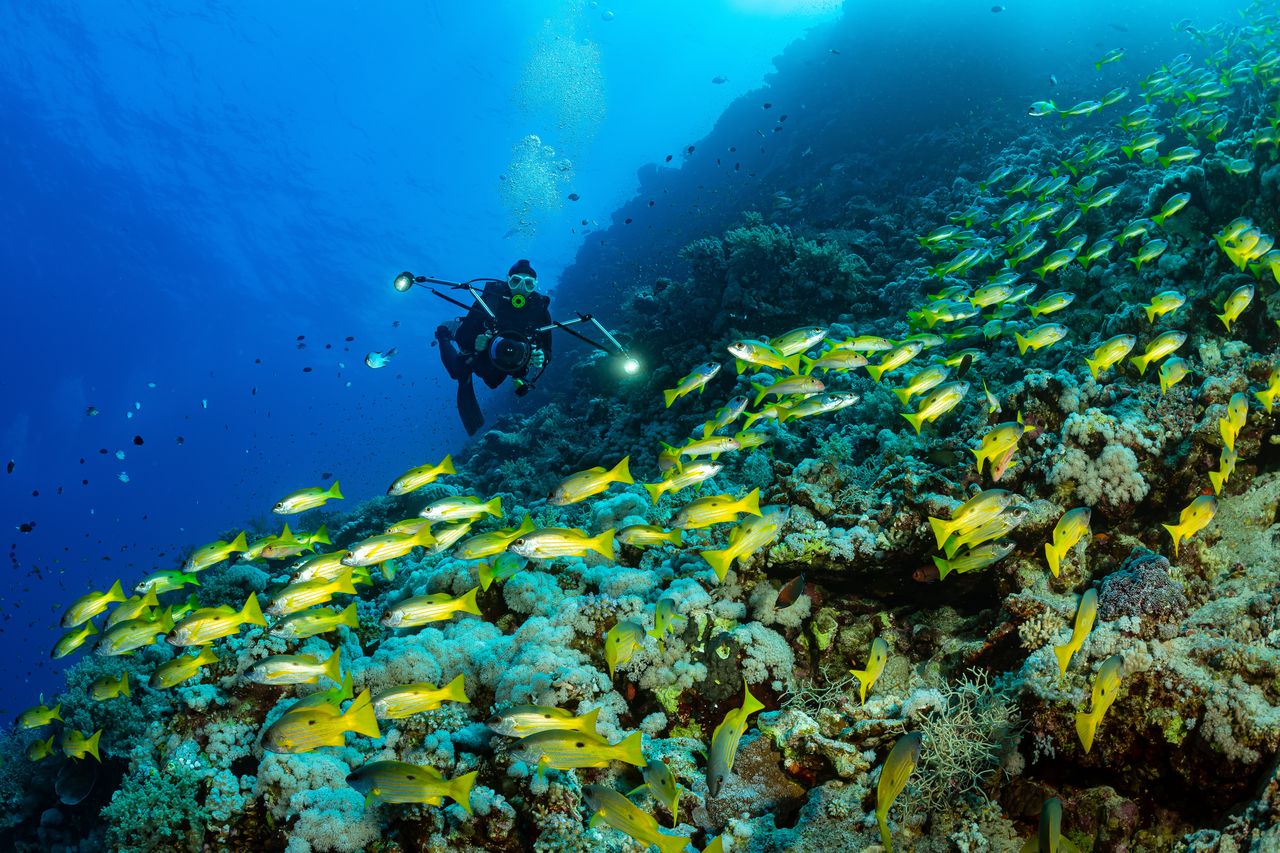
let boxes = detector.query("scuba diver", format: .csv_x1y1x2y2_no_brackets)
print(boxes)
434,259,553,435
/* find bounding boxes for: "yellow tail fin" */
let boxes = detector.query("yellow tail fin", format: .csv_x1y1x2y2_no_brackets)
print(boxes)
1045,542,1061,578
440,455,456,476
1208,469,1226,495
229,530,248,553
663,388,679,408
739,488,762,517
901,411,925,434
119,674,131,699
1015,332,1031,356
932,555,953,580
610,456,634,485
84,729,102,762
323,647,342,685
1084,357,1101,381
615,731,645,767
328,480,344,500
590,530,616,560
1075,710,1099,753
106,579,125,603
311,524,332,547
338,602,359,629
866,363,886,383
1129,353,1150,376
240,594,266,627
484,496,503,517
577,706,602,734
448,770,478,815
344,690,382,739
444,673,469,705
851,668,874,705
701,548,736,583
928,517,953,549
1053,641,1075,678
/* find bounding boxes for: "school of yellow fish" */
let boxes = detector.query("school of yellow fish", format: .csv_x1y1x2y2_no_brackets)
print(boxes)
22,7,1280,851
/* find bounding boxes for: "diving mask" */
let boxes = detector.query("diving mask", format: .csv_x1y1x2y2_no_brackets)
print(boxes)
508,273,537,295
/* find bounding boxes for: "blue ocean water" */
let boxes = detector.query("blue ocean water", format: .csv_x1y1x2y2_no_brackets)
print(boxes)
0,0,1241,747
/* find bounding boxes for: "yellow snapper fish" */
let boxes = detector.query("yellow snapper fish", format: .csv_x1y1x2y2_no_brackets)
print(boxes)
62,728,102,761
1116,218,1153,246
245,648,343,686
150,646,218,690
866,340,925,383
1084,334,1136,381
135,569,199,596
1076,655,1124,753
1211,446,1237,499
617,525,684,549
844,334,895,352
933,538,1016,578
1158,357,1191,394
373,674,469,719
185,531,248,572
476,553,529,590
259,524,332,560
707,679,766,797
800,349,868,374
1219,392,1249,454
770,325,828,357
273,481,344,515
419,494,502,523
1022,797,1081,853
17,698,61,729
511,728,645,775
262,688,381,754
105,590,159,629
669,435,741,460
928,489,1014,549
387,455,455,496
1129,238,1168,272
1078,238,1115,269
96,607,175,656
267,571,357,617
486,705,603,738
751,374,825,406
269,602,358,640
700,506,787,582
1045,507,1091,578
1217,283,1254,332
891,364,949,407
630,758,683,824
508,527,615,560
168,594,266,647
703,396,750,435
90,672,131,701
1129,330,1186,376
1015,324,1068,356
345,761,477,813
61,579,126,629
972,421,1025,475
775,391,859,423
291,550,354,583
604,620,647,678
727,340,799,375
876,732,923,853
943,506,1028,558
663,361,721,407
582,784,691,853
380,586,481,628
1053,588,1098,678
1163,495,1218,557
901,381,969,434
969,282,1015,309
171,592,201,623
1157,146,1199,169
1033,248,1077,280
1121,131,1164,159
27,735,56,762
1254,365,1280,413
673,488,762,530
850,637,889,704
1151,192,1190,227
1144,290,1185,323
342,526,435,567
287,671,354,713
648,597,688,653
732,429,772,450
549,457,633,505
983,380,1002,415
453,515,536,560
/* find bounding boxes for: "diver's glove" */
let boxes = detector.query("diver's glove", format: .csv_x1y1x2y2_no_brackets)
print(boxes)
473,332,493,353
528,347,546,372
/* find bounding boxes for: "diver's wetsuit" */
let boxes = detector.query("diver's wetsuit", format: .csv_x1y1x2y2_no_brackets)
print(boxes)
438,280,553,434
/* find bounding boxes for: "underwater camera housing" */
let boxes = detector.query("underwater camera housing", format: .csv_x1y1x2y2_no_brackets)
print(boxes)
392,271,641,385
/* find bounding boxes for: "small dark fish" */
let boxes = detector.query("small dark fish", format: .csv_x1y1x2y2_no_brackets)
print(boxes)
830,48,840,54
98,449,108,455
711,76,727,84
297,342,306,349
5,460,12,474
302,367,313,373
392,320,400,328
729,146,737,152
345,336,354,342
763,102,772,109
956,353,974,379
776,574,806,608
175,436,185,446
255,358,262,364
648,200,655,207
991,4,1005,11
773,127,782,133
321,472,333,480
252,387,257,396
55,757,97,805
625,218,633,224
779,114,788,122
18,522,34,533
665,154,673,162
913,564,941,583
85,406,99,417
296,334,305,341
132,435,144,446
686,145,695,154
568,193,580,201
581,219,588,225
